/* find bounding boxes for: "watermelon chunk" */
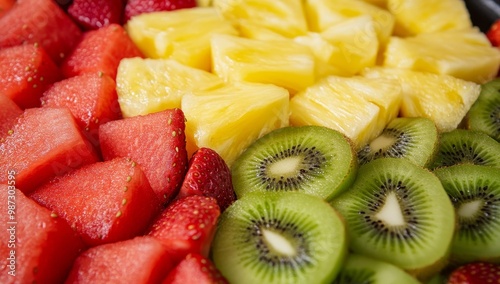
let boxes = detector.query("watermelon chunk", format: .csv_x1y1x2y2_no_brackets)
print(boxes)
99,109,188,204
0,185,85,284
0,107,98,194
0,0,82,64
30,157,161,247
0,44,61,109
65,236,174,283
61,23,143,79
0,95,22,139
41,72,122,150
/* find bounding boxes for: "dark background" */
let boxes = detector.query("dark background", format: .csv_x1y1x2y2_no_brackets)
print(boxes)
465,0,500,32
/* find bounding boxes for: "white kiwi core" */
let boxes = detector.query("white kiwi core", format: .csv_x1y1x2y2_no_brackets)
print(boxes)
457,200,483,219
375,192,406,226
262,229,296,256
369,134,396,152
268,156,302,177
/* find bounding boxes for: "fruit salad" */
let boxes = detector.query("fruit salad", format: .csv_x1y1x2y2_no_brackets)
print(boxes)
1,0,500,283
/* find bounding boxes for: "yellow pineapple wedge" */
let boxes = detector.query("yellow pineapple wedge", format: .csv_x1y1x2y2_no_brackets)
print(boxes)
211,34,316,94
362,67,481,132
290,75,402,149
116,58,224,117
213,0,308,38
125,7,237,71
304,0,395,46
181,82,289,166
387,0,473,36
383,30,500,84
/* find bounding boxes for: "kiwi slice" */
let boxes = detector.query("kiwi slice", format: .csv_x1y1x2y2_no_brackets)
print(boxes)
211,191,347,284
357,117,439,167
430,129,500,169
330,158,455,280
333,254,420,284
466,78,500,142
231,125,357,201
433,164,500,264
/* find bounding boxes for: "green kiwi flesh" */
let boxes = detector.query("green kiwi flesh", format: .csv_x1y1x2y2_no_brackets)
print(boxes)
431,129,500,169
357,117,439,167
330,158,455,279
433,164,500,264
467,78,500,142
333,254,420,284
231,125,357,201
211,191,347,284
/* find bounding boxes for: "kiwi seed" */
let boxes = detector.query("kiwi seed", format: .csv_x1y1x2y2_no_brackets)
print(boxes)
231,125,357,201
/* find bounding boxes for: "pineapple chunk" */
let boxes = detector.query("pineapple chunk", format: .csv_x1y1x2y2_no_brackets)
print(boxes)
116,58,224,117
360,0,387,8
320,15,379,76
211,34,316,94
213,0,308,38
181,82,289,166
363,67,481,133
125,7,237,71
290,75,402,149
238,20,289,41
387,0,472,36
384,30,500,84
304,0,395,45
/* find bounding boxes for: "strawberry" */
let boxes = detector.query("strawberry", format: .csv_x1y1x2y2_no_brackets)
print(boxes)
0,0,82,64
147,195,220,264
30,157,161,247
124,0,196,22
68,0,124,30
448,262,500,284
0,44,61,109
162,253,229,284
65,236,175,283
61,23,143,79
0,107,98,194
0,95,22,140
176,147,236,212
0,0,14,17
487,19,500,47
41,72,122,151
99,108,189,204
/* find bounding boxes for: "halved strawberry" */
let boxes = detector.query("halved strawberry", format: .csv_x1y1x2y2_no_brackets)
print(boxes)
0,44,61,109
99,108,188,204
0,95,22,139
147,195,220,264
448,262,500,284
68,0,124,30
176,147,236,212
30,157,161,247
0,185,85,284
124,0,196,22
0,0,82,64
65,236,175,283
61,23,143,79
162,253,228,284
41,72,122,150
0,107,98,194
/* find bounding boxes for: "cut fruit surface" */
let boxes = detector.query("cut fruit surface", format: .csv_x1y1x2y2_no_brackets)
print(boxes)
466,78,500,142
213,0,308,38
362,67,481,133
434,164,500,264
181,82,289,166
212,191,347,284
231,125,357,201
116,58,224,117
387,0,473,36
383,30,500,84
290,75,401,149
126,7,237,71
357,117,439,168
211,34,315,94
330,158,455,279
